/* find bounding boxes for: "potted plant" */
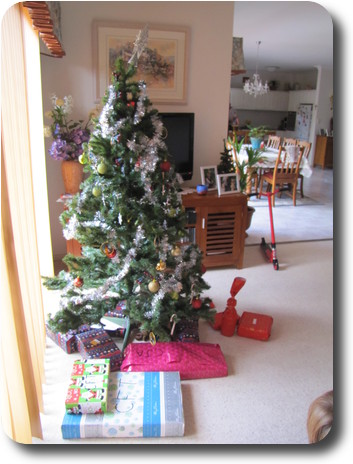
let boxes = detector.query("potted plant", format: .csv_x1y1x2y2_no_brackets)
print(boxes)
44,94,92,194
247,125,268,149
226,136,266,230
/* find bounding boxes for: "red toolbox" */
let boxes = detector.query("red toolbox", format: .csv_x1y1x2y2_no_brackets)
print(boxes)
237,311,273,341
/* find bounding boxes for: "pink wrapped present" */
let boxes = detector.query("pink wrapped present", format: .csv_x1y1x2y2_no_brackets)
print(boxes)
120,342,228,380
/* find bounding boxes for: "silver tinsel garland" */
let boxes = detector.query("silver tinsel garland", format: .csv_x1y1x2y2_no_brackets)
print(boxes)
60,226,146,310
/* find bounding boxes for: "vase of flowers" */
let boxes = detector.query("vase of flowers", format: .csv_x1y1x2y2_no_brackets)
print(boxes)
44,95,91,194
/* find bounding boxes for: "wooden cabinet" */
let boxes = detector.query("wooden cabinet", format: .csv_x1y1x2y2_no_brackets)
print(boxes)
181,191,247,268
231,88,289,111
314,135,333,169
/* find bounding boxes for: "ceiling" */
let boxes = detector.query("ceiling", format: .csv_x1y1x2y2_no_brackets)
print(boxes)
233,1,333,73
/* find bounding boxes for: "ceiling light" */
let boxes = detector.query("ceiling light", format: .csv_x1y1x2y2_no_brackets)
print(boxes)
243,41,269,97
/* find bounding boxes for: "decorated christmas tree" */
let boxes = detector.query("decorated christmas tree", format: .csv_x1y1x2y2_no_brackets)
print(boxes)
217,139,235,174
44,29,215,341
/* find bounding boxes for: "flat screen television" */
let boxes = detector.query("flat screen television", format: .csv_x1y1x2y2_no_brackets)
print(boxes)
159,113,195,181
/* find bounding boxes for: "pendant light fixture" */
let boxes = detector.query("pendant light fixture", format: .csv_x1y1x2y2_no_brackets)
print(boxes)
243,41,269,97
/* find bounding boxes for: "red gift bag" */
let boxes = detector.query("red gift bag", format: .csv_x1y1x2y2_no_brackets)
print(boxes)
120,342,228,380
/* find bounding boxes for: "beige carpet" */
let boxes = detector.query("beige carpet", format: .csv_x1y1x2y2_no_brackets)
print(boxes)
36,239,333,445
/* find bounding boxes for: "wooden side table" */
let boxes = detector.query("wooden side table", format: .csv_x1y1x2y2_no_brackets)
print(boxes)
181,191,248,268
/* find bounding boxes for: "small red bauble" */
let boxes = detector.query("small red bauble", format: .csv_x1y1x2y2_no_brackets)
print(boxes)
74,277,83,288
160,160,171,172
106,249,117,259
192,297,202,309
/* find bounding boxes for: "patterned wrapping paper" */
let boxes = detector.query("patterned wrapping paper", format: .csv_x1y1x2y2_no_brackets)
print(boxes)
65,359,110,415
76,328,122,371
46,323,91,353
61,371,185,438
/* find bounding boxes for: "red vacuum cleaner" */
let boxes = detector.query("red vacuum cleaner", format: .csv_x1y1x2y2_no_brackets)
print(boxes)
260,190,280,270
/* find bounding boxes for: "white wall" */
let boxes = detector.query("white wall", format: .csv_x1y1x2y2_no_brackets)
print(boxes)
41,1,234,259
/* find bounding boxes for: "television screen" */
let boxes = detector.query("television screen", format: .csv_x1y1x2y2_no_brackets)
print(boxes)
159,113,195,181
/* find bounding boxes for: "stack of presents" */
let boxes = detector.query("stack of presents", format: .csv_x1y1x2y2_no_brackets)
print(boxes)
47,278,273,439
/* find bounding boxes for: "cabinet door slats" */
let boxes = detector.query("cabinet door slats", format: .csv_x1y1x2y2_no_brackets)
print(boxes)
205,212,236,256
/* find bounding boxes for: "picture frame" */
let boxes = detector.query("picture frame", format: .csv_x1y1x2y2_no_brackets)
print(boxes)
200,166,218,190
92,21,189,104
216,173,241,196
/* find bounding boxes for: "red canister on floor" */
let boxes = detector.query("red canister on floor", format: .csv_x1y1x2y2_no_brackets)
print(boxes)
220,297,239,336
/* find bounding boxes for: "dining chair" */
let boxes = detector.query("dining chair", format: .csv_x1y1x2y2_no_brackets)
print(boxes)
259,145,304,206
296,140,312,198
266,135,281,149
283,137,297,147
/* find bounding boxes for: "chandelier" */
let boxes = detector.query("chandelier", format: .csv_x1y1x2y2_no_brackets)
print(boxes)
243,41,269,97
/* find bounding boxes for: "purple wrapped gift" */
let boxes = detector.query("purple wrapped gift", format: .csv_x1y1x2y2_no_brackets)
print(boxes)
76,328,122,372
46,324,91,353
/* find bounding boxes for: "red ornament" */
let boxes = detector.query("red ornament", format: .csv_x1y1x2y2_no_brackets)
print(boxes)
192,297,202,310
160,160,171,172
128,101,136,108
74,277,83,288
201,264,207,274
106,249,117,259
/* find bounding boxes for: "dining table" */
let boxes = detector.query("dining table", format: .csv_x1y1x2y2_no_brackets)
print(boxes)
236,145,313,195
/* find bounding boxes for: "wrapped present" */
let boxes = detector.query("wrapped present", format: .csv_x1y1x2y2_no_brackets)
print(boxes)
237,311,274,341
90,302,130,349
65,359,110,414
62,371,184,438
121,342,228,380
45,323,91,353
76,328,122,371
71,359,110,377
172,318,199,343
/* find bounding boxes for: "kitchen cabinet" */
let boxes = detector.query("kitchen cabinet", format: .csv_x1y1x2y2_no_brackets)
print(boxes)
231,88,289,111
314,135,333,168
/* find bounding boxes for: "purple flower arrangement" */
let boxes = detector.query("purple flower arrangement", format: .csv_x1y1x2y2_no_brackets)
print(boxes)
45,95,91,161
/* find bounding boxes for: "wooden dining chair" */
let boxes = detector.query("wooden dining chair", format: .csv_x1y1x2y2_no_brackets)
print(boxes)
296,140,312,198
282,137,297,147
259,146,304,206
266,135,281,149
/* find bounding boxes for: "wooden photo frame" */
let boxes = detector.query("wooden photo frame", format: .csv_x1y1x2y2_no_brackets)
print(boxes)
216,173,240,196
93,21,189,104
200,166,218,190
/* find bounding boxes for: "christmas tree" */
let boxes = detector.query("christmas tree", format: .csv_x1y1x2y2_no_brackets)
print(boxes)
44,30,215,341
217,139,235,174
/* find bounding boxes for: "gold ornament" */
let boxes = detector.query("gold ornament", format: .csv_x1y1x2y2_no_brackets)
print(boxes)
171,246,181,257
156,260,166,271
148,279,160,293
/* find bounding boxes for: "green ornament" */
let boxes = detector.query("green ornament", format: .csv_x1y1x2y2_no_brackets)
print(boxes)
97,162,108,175
92,186,101,197
170,291,179,301
78,153,87,165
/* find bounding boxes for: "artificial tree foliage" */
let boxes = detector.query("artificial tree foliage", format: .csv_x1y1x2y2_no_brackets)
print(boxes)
217,138,235,174
44,57,215,340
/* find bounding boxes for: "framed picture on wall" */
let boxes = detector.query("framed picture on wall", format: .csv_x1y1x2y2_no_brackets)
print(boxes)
216,173,240,196
92,21,189,104
200,166,218,190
